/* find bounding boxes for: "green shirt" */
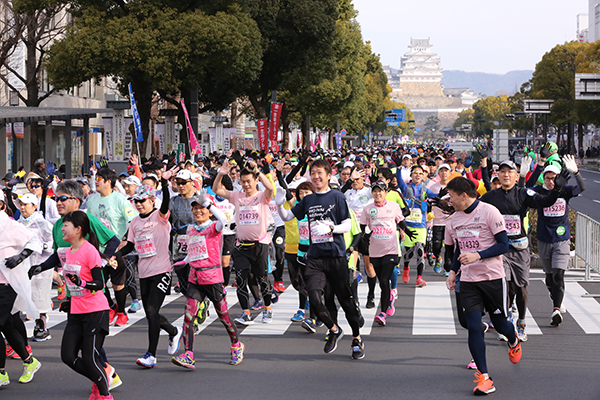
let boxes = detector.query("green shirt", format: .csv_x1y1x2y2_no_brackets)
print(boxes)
52,214,117,251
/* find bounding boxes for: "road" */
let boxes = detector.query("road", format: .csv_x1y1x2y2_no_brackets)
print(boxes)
570,166,600,222
2,268,599,400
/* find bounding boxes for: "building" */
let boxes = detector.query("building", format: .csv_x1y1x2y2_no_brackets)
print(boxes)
588,1,600,42
577,13,589,42
397,38,444,97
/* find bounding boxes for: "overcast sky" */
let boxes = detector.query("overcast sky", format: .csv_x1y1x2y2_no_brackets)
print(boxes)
353,0,588,74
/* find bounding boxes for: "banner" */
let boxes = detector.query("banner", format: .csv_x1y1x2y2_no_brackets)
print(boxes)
268,102,282,150
223,128,231,154
181,99,201,155
103,117,114,161
14,122,24,139
113,110,124,161
128,83,144,143
209,128,217,153
215,123,223,152
124,117,133,159
155,123,166,155
257,119,268,151
336,133,342,150
5,123,11,138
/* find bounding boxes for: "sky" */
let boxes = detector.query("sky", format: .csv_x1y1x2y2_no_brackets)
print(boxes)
353,0,589,74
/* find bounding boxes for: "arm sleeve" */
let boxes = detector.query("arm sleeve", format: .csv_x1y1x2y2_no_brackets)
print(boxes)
570,172,585,196
450,243,461,273
481,163,491,192
526,187,559,208
3,188,17,214
83,267,105,291
114,180,126,195
341,179,353,193
332,218,351,234
114,241,135,258
465,171,479,186
275,170,288,190
396,170,407,193
160,179,170,215
477,231,509,260
90,170,97,193
209,204,227,232
103,235,121,256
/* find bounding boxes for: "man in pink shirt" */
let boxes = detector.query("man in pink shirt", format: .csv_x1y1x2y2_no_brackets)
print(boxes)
444,177,521,396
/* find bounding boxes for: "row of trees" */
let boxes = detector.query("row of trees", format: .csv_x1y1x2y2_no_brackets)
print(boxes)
4,0,392,161
454,40,600,151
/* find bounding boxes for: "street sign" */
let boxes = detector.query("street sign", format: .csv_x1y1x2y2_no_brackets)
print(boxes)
575,73,600,100
387,121,401,126
462,124,472,131
340,129,347,136
524,99,553,114
384,108,407,124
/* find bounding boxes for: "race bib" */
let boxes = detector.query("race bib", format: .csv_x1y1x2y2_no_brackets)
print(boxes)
543,198,567,218
457,230,481,252
406,208,423,224
188,235,208,261
239,205,260,226
176,235,188,254
57,247,67,266
371,220,395,240
135,234,157,258
63,263,84,297
298,220,310,241
311,220,333,244
503,215,521,236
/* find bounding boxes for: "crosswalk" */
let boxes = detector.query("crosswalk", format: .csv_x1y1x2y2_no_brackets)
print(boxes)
26,280,600,339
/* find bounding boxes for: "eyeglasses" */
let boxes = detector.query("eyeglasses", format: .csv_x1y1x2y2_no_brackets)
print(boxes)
29,184,41,189
543,176,555,181
176,180,191,186
52,195,77,202
412,172,424,175
133,199,148,204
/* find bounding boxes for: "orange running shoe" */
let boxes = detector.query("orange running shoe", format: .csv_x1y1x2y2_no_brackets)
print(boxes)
508,338,522,364
473,370,496,395
114,312,129,327
415,276,427,287
402,267,410,283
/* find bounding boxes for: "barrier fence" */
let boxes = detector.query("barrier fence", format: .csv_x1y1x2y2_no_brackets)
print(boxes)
575,212,600,286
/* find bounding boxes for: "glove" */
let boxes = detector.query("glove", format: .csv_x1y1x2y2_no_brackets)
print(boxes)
563,154,578,173
45,161,56,175
553,168,570,192
5,250,31,269
520,156,532,177
312,223,333,237
540,142,551,159
464,155,473,169
274,187,286,206
100,159,108,168
438,187,448,199
261,160,271,175
28,264,43,279
66,273,82,287
476,144,489,159
59,299,70,313
404,228,416,240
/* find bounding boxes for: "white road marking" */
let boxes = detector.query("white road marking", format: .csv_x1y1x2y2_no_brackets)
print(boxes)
413,282,456,335
337,282,381,336
563,282,600,334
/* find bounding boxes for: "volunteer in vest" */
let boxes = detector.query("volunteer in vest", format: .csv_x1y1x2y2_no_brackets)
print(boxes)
480,160,562,342
111,179,183,368
526,155,584,326
212,159,275,325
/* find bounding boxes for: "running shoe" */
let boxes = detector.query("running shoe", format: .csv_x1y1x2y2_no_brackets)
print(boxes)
57,283,66,300
291,309,305,322
136,352,157,368
114,313,129,327
172,351,196,369
0,371,9,387
301,318,317,333
196,300,209,325
273,281,286,293
467,359,477,370
517,323,528,342
427,253,435,266
315,320,324,328
230,342,245,365
551,308,563,326
473,370,495,395
366,296,375,309
91,382,100,400
433,258,442,274
415,276,427,287
234,312,254,325
5,345,14,358
402,267,410,283
271,290,280,304
443,270,449,277
387,293,396,316
108,307,117,325
508,339,522,364
128,299,141,313
390,288,398,301
324,328,343,354
99,395,114,399
497,333,508,341
262,308,273,324
18,357,41,383
351,338,365,360
250,300,263,310
173,282,181,294
104,363,122,390
374,313,386,326
33,329,51,342
168,326,183,355
560,303,566,314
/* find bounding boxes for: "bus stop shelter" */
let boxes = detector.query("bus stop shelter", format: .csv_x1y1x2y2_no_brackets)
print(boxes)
0,107,112,178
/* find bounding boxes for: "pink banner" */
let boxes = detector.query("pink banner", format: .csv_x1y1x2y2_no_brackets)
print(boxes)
181,99,201,155
268,102,282,150
257,119,268,151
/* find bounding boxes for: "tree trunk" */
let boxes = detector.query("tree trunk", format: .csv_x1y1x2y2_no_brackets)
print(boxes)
281,103,289,150
567,122,574,154
25,30,40,170
328,128,334,149
578,123,584,154
302,115,311,149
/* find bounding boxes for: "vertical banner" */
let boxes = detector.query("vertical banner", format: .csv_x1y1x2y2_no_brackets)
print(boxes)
14,122,24,139
5,123,11,138
123,117,133,159
215,123,223,152
257,119,268,151
128,83,143,143
113,110,124,161
208,128,217,153
165,116,175,154
223,128,231,154
103,117,114,161
268,102,282,151
336,133,342,150
180,99,201,155
155,123,166,155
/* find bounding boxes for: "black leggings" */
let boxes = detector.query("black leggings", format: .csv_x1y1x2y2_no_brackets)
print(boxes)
140,273,177,356
271,226,286,282
286,253,307,309
508,282,528,321
236,269,272,310
61,312,109,396
432,226,453,271
545,269,565,309
1,314,30,369
371,255,396,313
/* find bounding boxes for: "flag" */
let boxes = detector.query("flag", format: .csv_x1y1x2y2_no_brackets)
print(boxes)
268,102,283,151
180,99,201,155
257,119,268,150
128,83,144,143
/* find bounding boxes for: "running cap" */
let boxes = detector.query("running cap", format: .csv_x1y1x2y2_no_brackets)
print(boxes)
176,169,193,181
498,160,517,170
76,177,89,186
371,181,388,191
123,176,141,186
435,155,445,161
543,165,561,176
129,185,156,201
19,193,38,206
143,173,159,184
402,154,412,160
438,163,451,171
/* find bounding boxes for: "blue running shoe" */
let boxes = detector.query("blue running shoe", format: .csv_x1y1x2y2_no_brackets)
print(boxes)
128,299,141,313
136,352,157,368
291,309,305,322
250,300,263,310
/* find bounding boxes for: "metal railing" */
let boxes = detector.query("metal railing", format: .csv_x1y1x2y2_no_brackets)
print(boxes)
575,212,600,282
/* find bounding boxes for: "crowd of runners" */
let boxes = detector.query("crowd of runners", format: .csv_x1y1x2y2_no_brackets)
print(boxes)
0,139,584,397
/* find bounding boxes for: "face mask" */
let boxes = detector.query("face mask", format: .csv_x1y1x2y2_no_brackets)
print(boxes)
456,168,464,173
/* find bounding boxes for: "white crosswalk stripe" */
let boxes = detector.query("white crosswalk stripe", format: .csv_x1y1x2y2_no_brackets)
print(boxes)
338,282,381,336
413,282,456,335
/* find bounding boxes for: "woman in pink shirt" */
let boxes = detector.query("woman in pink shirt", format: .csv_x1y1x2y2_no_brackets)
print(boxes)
60,211,112,400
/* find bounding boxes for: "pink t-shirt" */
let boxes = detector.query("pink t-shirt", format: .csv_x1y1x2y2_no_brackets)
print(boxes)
360,201,404,258
63,240,110,314
428,182,450,227
187,223,224,285
128,210,172,279
230,190,271,244
445,201,506,283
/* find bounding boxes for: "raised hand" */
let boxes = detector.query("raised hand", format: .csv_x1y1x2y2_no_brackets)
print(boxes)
563,154,578,174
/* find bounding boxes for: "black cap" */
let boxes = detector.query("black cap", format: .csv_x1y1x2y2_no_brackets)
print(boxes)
371,181,388,191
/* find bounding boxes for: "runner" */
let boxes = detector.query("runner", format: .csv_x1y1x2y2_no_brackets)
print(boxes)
428,163,453,274
212,175,236,287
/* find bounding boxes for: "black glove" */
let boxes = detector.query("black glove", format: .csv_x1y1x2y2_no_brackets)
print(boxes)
59,299,71,313
66,273,82,287
540,142,551,159
100,159,109,168
553,169,570,192
261,160,271,175
476,144,489,159
28,264,43,279
5,249,33,269
438,187,448,199
404,228,417,240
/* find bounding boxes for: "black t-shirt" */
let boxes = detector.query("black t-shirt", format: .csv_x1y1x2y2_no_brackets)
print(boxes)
291,189,350,259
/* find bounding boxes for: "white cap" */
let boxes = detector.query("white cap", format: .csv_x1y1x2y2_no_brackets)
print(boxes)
123,176,141,186
19,193,39,206
343,161,354,168
402,154,412,160
176,169,193,181
438,163,451,171
348,154,356,161
543,165,561,176
144,173,159,183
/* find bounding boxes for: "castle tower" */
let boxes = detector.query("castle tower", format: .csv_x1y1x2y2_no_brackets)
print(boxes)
398,38,444,97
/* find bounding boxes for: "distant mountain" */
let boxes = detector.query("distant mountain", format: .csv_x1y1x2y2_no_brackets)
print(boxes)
441,70,533,96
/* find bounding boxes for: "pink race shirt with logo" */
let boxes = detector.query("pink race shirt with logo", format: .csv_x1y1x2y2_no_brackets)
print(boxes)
428,182,450,227
360,201,404,258
230,190,271,244
445,201,506,282
186,223,224,285
64,240,110,314
128,210,172,279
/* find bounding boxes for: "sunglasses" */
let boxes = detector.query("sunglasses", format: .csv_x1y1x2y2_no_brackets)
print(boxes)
412,172,424,175
176,180,191,186
29,184,41,189
96,177,105,182
52,195,77,202
133,199,148,204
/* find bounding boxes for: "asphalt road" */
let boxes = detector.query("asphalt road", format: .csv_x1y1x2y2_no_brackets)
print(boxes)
2,268,599,400
570,166,600,222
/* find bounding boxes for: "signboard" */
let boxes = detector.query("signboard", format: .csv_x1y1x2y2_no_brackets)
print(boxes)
155,123,166,155
224,128,231,154
215,124,223,152
5,123,11,138
13,122,24,139
524,99,554,114
268,102,283,149
103,117,114,161
387,121,401,126
257,119,268,150
209,128,217,153
384,108,407,124
462,124,472,131
575,73,600,100
124,117,133,159
176,143,185,163
113,110,124,161
340,129,347,136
